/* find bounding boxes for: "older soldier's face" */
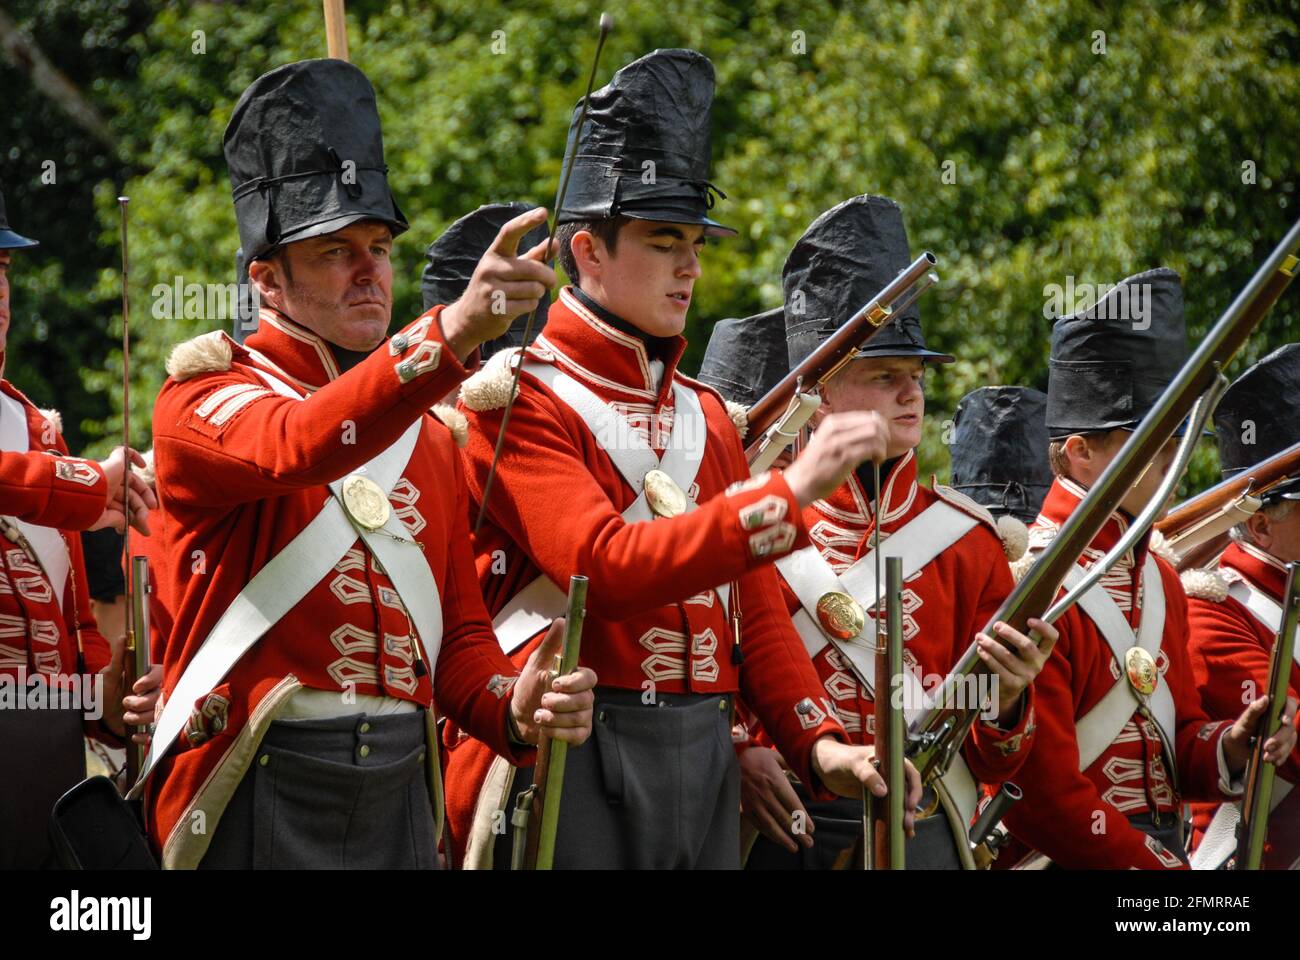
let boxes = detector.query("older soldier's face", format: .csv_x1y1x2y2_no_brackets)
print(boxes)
0,251,11,352
251,220,394,351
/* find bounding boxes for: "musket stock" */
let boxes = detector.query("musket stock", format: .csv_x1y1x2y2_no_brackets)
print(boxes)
521,575,589,870
907,219,1300,785
1236,562,1299,870
1156,438,1300,569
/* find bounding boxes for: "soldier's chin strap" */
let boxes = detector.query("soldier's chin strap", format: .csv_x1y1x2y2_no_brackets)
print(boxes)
474,12,613,535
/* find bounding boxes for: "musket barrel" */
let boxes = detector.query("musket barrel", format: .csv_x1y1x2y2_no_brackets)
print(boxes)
908,218,1300,784
532,575,589,870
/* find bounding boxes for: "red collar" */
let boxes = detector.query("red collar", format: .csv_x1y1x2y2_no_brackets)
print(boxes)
1030,477,1150,600
530,287,687,401
242,308,343,393
1220,540,1290,601
807,450,922,566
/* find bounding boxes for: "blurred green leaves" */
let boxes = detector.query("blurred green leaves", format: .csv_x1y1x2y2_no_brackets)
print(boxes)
0,0,1294,492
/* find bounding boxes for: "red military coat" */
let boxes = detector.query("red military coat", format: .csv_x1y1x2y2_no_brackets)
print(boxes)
0,376,113,698
442,287,848,865
145,307,528,867
1186,540,1300,861
749,452,1035,786
1002,477,1238,869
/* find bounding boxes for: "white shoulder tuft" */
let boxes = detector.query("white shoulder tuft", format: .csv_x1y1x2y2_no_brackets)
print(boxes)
724,401,749,440
460,348,521,412
166,331,233,382
431,404,469,448
1181,567,1230,602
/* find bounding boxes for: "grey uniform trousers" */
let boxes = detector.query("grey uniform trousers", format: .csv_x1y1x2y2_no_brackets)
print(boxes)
495,688,741,869
198,710,438,869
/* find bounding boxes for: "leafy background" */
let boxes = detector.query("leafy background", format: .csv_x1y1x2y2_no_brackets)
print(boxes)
2,0,1296,496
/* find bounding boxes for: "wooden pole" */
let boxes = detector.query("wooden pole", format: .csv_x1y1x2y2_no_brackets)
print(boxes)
323,0,349,61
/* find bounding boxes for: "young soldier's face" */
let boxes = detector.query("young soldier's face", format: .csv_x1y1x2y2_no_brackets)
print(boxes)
577,219,705,337
250,220,394,351
0,251,10,352
823,356,926,459
1066,430,1179,517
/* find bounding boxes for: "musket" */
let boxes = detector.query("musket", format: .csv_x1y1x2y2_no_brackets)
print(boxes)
117,195,143,788
865,555,906,869
514,575,588,870
907,219,1300,786
474,13,613,534
1236,562,1299,870
1155,439,1300,570
744,252,938,472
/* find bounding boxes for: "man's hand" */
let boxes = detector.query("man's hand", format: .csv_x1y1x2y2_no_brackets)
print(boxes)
810,736,923,836
92,446,157,536
510,617,597,747
1223,695,1298,775
440,206,557,361
976,617,1056,722
122,664,163,745
739,746,814,853
783,411,891,507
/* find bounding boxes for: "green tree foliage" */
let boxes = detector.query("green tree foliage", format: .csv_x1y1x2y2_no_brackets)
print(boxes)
2,0,1295,495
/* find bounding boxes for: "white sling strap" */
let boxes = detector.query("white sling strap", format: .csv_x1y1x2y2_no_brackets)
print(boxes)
1070,554,1177,774
774,501,982,823
776,500,977,703
1191,575,1299,869
131,368,437,796
1226,578,1300,669
490,359,726,655
0,390,70,602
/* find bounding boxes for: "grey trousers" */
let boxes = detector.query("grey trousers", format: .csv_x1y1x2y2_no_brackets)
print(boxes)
0,705,85,869
498,688,741,869
745,786,964,870
199,711,438,869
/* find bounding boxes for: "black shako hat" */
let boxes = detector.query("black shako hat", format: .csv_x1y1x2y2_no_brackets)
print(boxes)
951,386,1053,523
697,306,787,407
0,186,38,249
782,195,953,370
556,48,734,237
1046,267,1187,441
224,59,408,262
1214,342,1300,501
422,202,548,358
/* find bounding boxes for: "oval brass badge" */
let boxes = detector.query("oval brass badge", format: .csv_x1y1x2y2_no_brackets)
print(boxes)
644,469,687,519
816,591,865,641
342,474,391,531
1124,646,1158,697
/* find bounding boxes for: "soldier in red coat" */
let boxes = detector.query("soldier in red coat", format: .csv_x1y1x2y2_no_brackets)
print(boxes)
139,59,596,869
0,185,161,868
705,197,1053,870
1001,269,1295,869
1183,343,1300,868
444,50,922,869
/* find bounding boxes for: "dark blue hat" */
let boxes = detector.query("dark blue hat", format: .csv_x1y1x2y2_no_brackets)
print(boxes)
697,306,787,406
225,59,408,262
422,202,547,358
1214,342,1300,502
782,196,952,370
557,49,734,237
0,186,38,249
1046,267,1187,441
951,386,1053,523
